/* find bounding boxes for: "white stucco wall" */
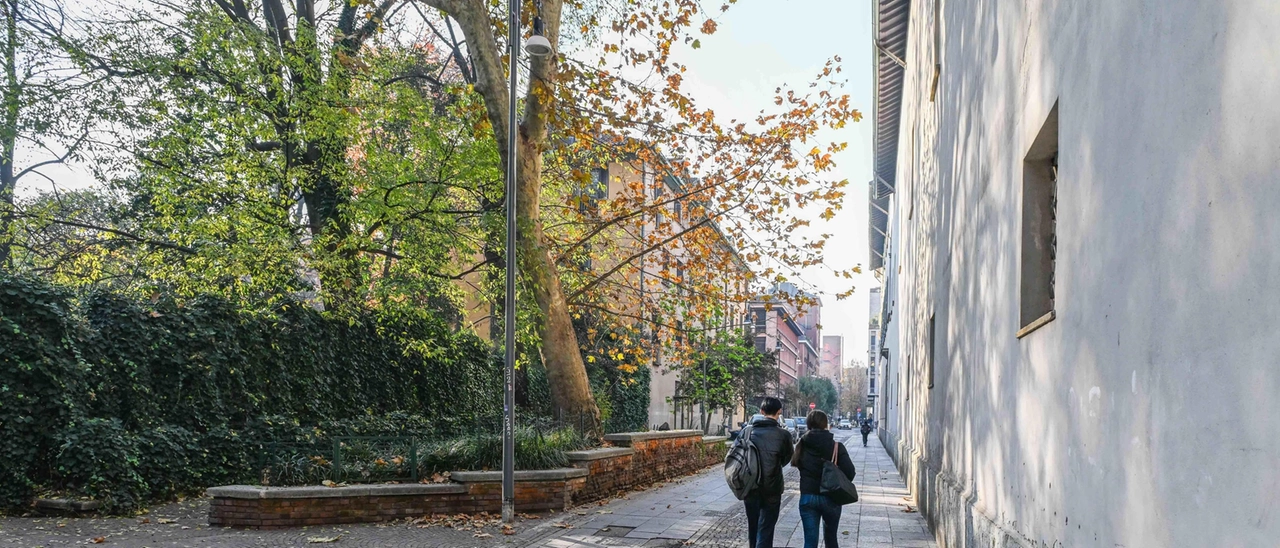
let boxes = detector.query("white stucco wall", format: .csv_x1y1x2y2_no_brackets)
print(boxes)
877,1,1280,546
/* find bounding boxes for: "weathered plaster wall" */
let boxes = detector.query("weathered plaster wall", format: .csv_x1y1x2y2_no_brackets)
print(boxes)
878,1,1280,546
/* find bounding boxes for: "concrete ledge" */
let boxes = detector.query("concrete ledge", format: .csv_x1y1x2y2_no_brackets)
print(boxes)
702,436,729,444
565,447,635,461
34,498,102,512
602,430,704,444
206,483,466,500
448,468,589,483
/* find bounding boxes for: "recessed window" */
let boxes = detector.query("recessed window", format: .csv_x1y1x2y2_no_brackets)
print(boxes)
590,168,608,199
1018,102,1059,338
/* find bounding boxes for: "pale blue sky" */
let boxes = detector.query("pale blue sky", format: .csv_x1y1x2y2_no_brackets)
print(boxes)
679,0,876,365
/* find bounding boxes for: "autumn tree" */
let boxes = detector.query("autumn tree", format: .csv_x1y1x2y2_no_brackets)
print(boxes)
418,0,861,435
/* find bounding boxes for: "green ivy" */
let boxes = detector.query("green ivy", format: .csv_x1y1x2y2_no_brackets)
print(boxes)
0,274,509,511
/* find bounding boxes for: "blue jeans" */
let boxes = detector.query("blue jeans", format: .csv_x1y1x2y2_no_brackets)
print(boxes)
799,493,843,548
744,493,782,548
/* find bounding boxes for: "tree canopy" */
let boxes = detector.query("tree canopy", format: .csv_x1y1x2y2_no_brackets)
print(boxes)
2,0,861,437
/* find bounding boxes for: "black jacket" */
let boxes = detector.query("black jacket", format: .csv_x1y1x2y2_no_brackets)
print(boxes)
747,417,794,497
791,429,856,495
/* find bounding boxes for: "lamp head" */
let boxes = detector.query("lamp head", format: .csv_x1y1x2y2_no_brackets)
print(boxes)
525,34,553,57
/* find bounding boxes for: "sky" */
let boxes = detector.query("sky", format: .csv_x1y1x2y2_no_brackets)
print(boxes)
677,0,878,367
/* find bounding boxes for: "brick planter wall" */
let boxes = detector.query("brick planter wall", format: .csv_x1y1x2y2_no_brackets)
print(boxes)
208,431,725,528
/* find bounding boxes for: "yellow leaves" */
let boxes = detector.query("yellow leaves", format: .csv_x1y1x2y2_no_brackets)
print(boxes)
588,355,596,363
819,207,836,221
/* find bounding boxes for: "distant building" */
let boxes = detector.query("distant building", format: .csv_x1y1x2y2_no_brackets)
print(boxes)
747,299,805,386
820,335,843,380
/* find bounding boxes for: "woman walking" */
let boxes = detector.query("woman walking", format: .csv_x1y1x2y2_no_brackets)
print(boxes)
791,410,857,548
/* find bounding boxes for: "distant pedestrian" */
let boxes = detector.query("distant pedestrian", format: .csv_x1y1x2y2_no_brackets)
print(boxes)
791,410,857,548
860,420,873,447
741,397,793,548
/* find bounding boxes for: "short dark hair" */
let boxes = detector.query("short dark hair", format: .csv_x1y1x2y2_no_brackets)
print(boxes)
759,397,782,416
806,410,829,430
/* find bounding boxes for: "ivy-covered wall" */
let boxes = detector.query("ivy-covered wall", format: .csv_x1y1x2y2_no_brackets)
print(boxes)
0,274,504,511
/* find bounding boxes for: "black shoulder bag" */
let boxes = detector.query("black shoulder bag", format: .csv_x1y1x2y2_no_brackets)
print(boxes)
819,441,858,505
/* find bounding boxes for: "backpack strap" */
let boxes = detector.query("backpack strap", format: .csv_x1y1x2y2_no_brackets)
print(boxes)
830,441,839,464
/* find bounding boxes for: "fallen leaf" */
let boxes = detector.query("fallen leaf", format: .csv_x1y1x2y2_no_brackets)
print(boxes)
552,522,573,529
157,518,176,524
473,533,492,539
501,524,515,535
903,506,917,513
596,510,612,514
306,534,342,543
91,537,106,544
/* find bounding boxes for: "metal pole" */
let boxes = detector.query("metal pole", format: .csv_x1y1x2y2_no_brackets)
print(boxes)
502,0,520,526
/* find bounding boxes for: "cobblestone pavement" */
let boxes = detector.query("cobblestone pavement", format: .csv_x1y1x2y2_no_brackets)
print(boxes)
0,431,931,548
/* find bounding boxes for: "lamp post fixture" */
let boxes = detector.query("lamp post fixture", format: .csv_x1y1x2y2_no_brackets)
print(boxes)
503,0,551,526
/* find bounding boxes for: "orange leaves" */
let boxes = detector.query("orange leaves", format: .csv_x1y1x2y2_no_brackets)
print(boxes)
701,19,719,35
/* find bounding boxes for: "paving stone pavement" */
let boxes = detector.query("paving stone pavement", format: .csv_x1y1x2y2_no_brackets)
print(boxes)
0,431,932,547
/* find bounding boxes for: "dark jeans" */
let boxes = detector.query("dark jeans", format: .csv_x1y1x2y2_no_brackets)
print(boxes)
799,493,843,548
744,493,782,548
861,431,870,446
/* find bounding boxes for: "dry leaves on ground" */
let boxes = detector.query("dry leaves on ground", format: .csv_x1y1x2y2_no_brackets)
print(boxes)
306,534,342,543
410,512,501,532
420,472,451,484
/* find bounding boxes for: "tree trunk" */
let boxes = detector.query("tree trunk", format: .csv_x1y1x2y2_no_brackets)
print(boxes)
430,0,601,436
0,0,19,269
517,137,600,435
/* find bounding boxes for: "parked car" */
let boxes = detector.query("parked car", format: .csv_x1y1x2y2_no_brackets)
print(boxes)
793,416,808,437
838,419,853,430
783,418,799,443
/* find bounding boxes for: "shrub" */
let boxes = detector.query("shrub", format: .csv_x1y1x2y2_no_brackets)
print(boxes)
54,419,148,512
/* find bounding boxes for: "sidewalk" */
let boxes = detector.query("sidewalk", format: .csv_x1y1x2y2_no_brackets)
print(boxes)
0,431,933,547
533,429,933,548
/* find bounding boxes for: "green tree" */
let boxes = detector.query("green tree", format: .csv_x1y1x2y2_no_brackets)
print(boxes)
797,376,838,417
0,0,95,268
36,1,503,316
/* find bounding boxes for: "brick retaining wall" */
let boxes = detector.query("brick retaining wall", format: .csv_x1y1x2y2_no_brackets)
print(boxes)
208,431,728,528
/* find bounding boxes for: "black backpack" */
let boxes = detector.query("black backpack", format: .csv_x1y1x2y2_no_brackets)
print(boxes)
724,425,761,500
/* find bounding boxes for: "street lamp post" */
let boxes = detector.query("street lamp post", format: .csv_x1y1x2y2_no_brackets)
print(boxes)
503,0,552,525
501,0,520,525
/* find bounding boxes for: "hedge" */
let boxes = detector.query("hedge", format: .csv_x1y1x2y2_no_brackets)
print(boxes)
0,274,507,511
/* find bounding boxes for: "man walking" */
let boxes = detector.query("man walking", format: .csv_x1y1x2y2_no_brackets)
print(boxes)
860,419,874,447
743,397,794,548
